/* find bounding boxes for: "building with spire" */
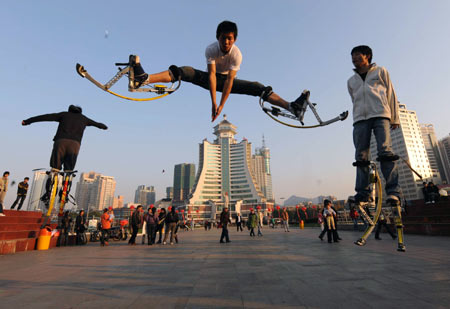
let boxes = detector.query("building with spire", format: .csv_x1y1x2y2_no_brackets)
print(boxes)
186,115,272,221
251,135,274,202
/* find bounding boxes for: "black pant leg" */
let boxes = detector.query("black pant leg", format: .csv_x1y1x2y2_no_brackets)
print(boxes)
17,196,26,210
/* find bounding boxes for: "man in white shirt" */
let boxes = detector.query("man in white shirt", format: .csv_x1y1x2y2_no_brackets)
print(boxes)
130,20,308,122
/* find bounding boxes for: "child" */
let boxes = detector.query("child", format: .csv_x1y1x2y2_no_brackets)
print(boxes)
130,20,309,122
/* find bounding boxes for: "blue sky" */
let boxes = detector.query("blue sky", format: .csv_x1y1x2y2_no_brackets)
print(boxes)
1,0,449,206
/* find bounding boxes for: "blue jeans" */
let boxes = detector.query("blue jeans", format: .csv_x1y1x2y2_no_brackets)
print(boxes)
353,118,401,198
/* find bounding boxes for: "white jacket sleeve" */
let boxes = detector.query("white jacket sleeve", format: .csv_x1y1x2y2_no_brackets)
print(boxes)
381,68,399,125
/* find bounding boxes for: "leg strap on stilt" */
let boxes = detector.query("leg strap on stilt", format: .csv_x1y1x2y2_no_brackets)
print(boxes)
261,86,273,101
169,65,181,82
377,154,399,162
352,160,370,167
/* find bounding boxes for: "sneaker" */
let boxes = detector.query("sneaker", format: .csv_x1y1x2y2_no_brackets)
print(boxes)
289,90,310,125
354,193,370,204
170,242,174,245
129,55,148,89
163,241,167,245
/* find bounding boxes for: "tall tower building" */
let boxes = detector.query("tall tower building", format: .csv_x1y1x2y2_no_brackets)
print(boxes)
420,124,444,183
166,187,173,199
112,195,124,208
173,164,196,203
251,136,274,201
188,115,266,211
370,104,433,200
75,172,116,210
27,170,48,211
97,176,116,209
134,185,156,206
439,135,450,184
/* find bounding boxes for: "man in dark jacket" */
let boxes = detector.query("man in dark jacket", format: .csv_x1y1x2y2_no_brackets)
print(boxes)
22,105,107,203
219,207,231,243
10,177,29,210
144,207,158,245
75,210,87,245
129,205,143,245
163,207,179,245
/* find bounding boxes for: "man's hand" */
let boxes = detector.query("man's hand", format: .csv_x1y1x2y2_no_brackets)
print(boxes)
211,102,218,122
391,124,400,130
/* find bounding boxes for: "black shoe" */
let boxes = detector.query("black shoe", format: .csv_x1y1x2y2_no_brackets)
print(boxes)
129,55,148,89
220,241,225,243
397,243,406,252
226,240,231,243
319,236,323,241
334,240,339,243
375,237,382,240
289,90,310,125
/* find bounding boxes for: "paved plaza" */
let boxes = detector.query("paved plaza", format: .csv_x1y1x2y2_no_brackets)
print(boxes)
0,227,449,308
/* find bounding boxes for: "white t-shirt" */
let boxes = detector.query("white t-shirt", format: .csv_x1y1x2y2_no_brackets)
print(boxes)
205,41,242,74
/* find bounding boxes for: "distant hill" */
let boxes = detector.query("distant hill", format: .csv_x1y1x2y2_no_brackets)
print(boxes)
283,195,312,206
283,195,334,206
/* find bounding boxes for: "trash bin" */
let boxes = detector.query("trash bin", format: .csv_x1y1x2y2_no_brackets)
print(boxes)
37,227,52,250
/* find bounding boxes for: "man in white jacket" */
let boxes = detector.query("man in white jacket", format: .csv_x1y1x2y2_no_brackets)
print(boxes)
347,45,401,205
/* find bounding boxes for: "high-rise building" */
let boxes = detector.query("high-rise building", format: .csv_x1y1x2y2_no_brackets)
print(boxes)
74,172,116,210
420,124,444,183
112,195,124,209
27,170,48,211
173,164,196,203
188,115,266,213
134,185,156,206
166,187,173,199
251,135,274,201
370,104,433,200
439,135,450,184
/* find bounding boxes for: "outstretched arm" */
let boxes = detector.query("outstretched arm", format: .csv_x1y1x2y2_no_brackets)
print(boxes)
22,113,62,126
214,70,236,121
86,118,108,130
208,64,218,122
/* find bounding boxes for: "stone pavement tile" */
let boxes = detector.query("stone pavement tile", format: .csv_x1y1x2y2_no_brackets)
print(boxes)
1,228,450,308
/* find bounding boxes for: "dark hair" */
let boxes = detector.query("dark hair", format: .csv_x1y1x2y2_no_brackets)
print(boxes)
68,105,82,113
79,210,84,214
24,177,29,180
351,45,373,63
3,171,10,176
324,199,332,206
103,208,108,213
216,20,238,40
